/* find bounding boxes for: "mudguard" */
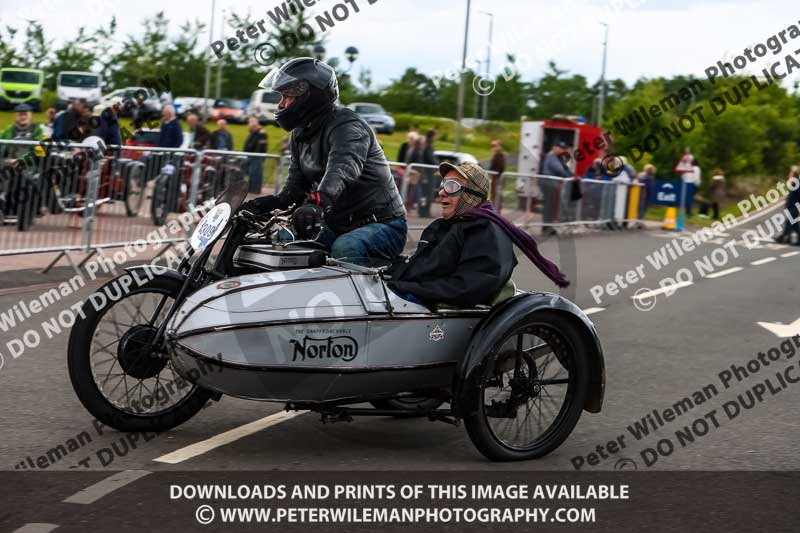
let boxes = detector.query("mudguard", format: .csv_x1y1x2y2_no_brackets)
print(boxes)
124,265,187,286
451,292,605,417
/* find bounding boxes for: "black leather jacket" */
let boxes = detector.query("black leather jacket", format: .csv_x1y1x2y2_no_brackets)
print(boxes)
279,106,405,234
385,217,517,308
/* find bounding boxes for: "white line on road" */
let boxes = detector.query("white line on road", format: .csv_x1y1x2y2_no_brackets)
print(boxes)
582,307,605,315
11,524,59,533
781,251,800,258
153,410,307,465
632,281,693,300
751,257,777,266
63,470,151,505
705,267,744,279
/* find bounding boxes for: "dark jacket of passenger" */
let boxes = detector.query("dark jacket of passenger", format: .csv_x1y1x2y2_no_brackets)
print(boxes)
385,217,517,308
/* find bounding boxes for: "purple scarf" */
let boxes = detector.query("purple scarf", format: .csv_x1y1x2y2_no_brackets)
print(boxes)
463,200,570,288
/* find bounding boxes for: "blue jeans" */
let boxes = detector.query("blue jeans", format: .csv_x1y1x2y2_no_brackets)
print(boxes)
318,218,408,262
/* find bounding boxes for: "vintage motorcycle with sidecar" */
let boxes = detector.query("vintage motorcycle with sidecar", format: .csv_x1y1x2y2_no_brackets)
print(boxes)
68,181,605,461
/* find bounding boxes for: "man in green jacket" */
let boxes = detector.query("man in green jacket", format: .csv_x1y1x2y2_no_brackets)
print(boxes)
0,103,44,141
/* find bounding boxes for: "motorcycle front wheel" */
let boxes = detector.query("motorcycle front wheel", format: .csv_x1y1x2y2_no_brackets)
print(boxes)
68,274,213,432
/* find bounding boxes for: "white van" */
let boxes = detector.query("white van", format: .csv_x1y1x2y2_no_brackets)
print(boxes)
56,71,102,110
247,89,282,125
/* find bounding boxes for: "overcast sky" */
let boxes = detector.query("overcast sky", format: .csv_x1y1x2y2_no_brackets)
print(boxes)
3,0,799,90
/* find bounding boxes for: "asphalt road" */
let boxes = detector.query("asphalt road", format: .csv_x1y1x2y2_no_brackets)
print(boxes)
1,212,799,530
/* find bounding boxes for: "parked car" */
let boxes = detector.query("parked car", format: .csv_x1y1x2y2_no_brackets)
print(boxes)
56,71,103,110
433,150,479,166
121,129,160,160
0,68,44,111
101,87,162,120
247,89,281,125
347,102,395,134
210,98,246,124
174,97,212,118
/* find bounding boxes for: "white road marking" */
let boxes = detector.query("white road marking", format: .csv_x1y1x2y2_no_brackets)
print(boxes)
751,257,777,266
632,281,693,300
153,410,306,465
758,318,800,338
781,251,800,258
705,267,744,279
63,470,151,505
11,525,59,533
582,307,605,315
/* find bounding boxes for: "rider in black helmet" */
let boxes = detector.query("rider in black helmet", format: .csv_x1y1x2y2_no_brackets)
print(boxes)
241,58,407,261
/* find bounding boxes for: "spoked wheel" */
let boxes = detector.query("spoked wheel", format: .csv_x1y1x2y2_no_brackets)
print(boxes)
124,163,145,217
464,311,589,461
68,275,213,432
150,177,169,226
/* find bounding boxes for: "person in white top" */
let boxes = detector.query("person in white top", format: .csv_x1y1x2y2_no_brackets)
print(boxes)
681,158,701,216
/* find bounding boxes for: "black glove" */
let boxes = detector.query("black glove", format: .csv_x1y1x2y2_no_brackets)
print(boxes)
239,194,287,215
292,192,333,240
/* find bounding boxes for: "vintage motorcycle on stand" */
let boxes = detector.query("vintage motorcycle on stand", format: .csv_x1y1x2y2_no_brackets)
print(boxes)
68,180,605,461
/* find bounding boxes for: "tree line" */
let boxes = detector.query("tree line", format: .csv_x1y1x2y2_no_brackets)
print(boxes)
2,11,798,182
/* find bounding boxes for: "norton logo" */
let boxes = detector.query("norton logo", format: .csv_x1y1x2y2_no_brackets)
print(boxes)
429,325,445,342
290,335,359,362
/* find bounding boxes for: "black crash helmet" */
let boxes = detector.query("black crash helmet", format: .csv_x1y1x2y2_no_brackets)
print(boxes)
259,58,339,131
259,57,339,103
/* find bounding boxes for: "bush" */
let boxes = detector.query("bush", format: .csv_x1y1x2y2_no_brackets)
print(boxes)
39,89,57,111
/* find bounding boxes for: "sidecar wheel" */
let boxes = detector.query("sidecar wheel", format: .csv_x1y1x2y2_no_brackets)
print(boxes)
464,311,589,461
68,275,213,432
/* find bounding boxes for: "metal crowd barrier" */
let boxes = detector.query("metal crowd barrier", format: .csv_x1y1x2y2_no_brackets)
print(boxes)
0,139,291,273
0,138,650,271
504,172,645,232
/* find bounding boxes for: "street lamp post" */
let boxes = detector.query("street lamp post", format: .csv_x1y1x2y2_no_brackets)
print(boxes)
455,0,472,152
215,9,225,99
474,59,483,118
598,22,609,127
344,46,359,73
479,11,494,121
202,0,217,119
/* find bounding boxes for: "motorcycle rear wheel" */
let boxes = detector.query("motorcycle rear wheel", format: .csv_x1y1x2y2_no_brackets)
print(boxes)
68,274,213,432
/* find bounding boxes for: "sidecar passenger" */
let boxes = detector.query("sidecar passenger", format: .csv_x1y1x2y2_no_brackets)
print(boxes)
384,162,569,310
